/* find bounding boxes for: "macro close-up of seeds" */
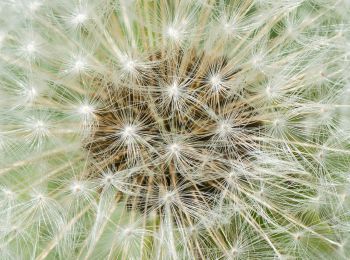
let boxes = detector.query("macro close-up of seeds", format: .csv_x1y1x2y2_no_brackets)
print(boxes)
0,0,350,259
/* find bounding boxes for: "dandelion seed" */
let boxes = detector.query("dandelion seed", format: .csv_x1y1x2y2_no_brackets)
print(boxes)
70,181,84,194
78,104,94,115
101,173,114,185
73,58,86,71
250,53,264,70
217,121,233,136
21,86,37,104
119,55,138,75
120,124,138,141
32,192,45,203
29,119,48,137
209,74,223,92
25,42,35,53
124,59,136,72
72,12,87,26
167,26,180,40
167,82,180,100
168,142,181,156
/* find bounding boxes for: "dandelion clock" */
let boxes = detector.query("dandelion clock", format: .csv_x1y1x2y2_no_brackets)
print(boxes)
1,0,350,259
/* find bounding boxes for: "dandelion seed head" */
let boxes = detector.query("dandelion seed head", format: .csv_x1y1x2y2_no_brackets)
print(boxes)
2,1,350,259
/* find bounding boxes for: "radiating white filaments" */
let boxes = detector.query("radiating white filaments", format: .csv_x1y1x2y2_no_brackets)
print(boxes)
166,26,181,41
120,124,138,142
78,104,94,116
167,82,180,100
217,120,233,137
1,1,349,259
168,142,182,156
71,12,88,26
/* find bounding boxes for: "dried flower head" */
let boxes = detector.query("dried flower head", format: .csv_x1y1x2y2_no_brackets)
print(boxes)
0,0,350,259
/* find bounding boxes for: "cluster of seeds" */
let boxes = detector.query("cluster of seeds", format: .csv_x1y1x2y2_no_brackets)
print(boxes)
86,49,261,215
0,0,350,259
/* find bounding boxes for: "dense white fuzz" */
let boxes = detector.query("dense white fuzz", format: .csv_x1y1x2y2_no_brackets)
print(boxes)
24,86,37,102
25,41,36,54
167,142,182,157
71,12,87,26
78,104,94,116
70,181,85,194
19,115,51,149
76,102,95,127
0,0,349,259
166,26,180,41
120,124,137,139
73,58,87,72
164,16,191,44
167,82,180,100
19,39,39,60
209,74,222,90
216,120,233,137
120,55,137,74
